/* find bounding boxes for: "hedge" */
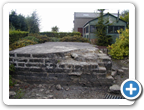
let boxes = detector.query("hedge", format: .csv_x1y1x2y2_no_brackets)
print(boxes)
60,35,89,43
9,30,29,45
40,32,81,38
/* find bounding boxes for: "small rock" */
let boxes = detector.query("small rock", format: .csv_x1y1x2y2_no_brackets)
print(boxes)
31,92,35,97
109,84,120,93
117,69,124,75
106,75,114,80
39,89,44,92
9,91,16,96
38,84,43,88
43,97,48,99
111,71,117,77
121,67,128,70
45,90,50,94
14,84,19,87
47,95,53,98
56,84,62,90
65,87,69,91
71,53,78,59
36,94,41,96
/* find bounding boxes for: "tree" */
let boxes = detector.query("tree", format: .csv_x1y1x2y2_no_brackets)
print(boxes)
9,10,28,31
95,9,112,46
26,11,40,33
120,10,129,28
51,26,59,32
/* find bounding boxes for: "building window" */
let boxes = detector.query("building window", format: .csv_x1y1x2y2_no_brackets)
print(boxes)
119,26,125,30
108,26,113,33
108,26,125,34
114,26,119,33
90,25,96,33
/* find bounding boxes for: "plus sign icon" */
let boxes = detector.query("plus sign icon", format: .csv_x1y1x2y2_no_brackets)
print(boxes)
121,79,142,100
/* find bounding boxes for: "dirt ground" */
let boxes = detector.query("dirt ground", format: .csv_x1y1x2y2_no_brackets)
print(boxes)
9,58,129,99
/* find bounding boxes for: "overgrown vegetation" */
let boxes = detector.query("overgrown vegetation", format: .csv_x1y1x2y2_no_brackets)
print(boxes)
60,35,89,43
40,32,81,38
28,33,51,43
9,30,29,45
9,39,38,50
9,64,16,86
107,29,129,59
15,89,25,99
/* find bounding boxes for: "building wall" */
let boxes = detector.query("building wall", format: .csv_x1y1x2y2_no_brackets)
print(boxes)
83,14,127,44
74,18,93,32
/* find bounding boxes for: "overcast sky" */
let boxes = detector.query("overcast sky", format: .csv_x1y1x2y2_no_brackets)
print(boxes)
9,3,128,32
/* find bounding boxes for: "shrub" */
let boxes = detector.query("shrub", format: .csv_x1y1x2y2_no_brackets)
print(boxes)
107,29,129,59
9,39,38,50
50,37,60,42
22,36,39,43
60,35,89,43
28,33,51,43
9,30,29,44
40,32,81,38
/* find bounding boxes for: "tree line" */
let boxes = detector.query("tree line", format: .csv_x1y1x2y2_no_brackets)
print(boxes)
9,10,40,33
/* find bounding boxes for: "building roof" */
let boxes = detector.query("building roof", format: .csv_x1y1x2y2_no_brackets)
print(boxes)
83,13,127,27
74,12,118,18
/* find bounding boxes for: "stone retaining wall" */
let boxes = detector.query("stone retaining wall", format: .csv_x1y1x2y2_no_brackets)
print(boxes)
9,49,113,86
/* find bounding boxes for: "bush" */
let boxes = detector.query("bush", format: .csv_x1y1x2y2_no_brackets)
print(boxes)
9,39,38,50
39,32,59,37
50,37,60,42
60,35,89,43
22,36,39,43
9,30,29,44
28,33,51,43
40,32,81,38
107,29,129,59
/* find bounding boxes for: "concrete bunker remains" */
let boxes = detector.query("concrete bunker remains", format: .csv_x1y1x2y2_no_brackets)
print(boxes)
9,42,114,86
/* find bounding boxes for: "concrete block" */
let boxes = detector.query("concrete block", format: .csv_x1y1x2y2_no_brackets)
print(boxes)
17,53,30,57
26,63,45,67
32,54,48,58
99,67,106,73
18,62,25,67
14,58,28,62
75,65,82,70
29,58,44,63
9,53,15,57
59,64,65,68
93,72,106,78
29,67,45,72
68,72,82,76
92,69,99,73
15,67,29,71
99,56,111,61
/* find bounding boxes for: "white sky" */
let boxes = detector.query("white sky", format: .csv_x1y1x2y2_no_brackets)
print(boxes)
9,3,128,32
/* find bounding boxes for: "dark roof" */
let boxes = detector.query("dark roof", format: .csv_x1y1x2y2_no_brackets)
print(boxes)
83,13,127,27
74,12,118,18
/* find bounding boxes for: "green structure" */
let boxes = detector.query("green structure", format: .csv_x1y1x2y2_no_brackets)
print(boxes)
83,13,127,44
